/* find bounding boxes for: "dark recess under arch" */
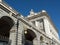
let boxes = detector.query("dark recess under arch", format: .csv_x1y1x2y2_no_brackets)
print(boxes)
0,16,14,39
24,29,36,45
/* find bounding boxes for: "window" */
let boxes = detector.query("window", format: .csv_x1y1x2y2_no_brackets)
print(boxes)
37,19,45,32
32,21,35,25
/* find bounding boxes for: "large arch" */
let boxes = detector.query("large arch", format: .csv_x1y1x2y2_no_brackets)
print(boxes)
0,16,14,45
24,29,36,45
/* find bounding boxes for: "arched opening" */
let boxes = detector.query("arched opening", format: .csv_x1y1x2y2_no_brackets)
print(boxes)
0,16,14,45
40,36,43,42
24,29,36,45
40,36,45,45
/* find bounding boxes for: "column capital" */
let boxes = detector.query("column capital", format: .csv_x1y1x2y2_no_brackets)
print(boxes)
10,30,16,33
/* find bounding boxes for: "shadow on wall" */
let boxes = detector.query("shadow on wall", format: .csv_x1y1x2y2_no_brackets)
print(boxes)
0,16,14,45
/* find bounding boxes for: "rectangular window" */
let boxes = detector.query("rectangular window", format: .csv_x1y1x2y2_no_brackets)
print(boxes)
37,19,45,32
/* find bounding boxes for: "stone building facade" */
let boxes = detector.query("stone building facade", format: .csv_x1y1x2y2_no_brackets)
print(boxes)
0,0,60,45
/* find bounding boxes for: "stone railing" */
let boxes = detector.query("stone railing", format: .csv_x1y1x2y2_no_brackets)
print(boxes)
0,34,9,42
0,35,11,45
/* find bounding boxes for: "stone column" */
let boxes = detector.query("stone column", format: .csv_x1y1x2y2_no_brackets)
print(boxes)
17,21,24,45
9,24,17,45
33,38,38,45
33,33,40,45
43,18,51,38
9,20,24,45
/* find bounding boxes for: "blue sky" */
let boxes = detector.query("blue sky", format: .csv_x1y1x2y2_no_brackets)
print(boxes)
4,0,60,38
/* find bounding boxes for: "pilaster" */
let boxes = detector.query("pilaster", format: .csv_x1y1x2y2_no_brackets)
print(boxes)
9,24,17,45
17,21,24,45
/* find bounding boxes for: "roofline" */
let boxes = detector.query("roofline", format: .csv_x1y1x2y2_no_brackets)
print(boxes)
0,1,18,15
26,12,58,33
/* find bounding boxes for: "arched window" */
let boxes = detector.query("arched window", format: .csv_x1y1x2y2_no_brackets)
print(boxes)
40,36,45,45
